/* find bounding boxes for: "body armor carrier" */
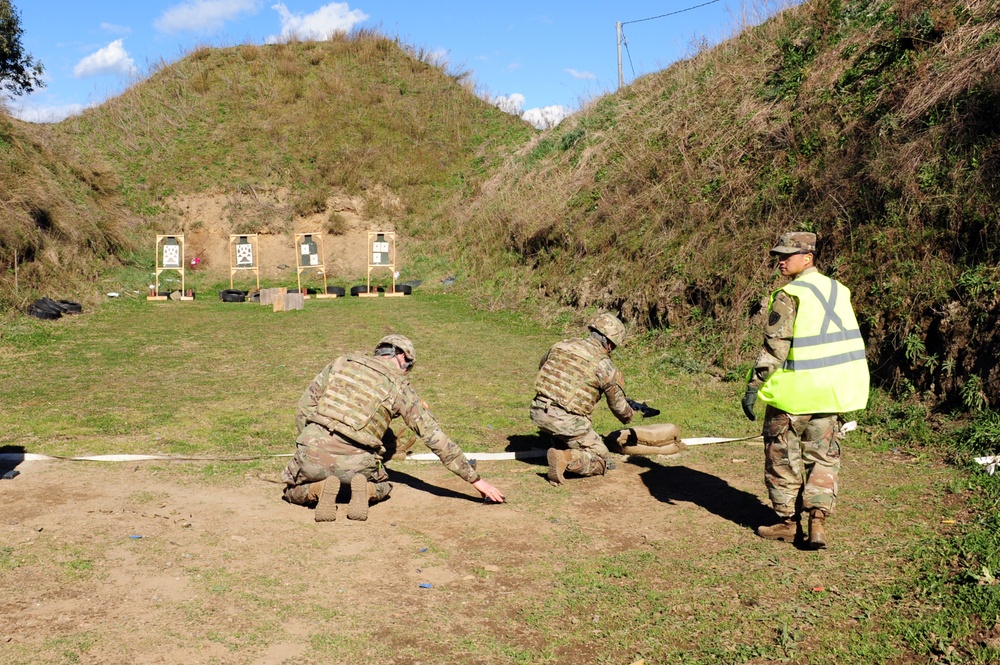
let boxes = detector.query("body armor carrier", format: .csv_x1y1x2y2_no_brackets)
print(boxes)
315,354,400,450
534,338,605,416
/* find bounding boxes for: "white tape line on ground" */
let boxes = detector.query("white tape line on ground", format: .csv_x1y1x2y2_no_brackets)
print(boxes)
408,436,761,461
407,450,548,462
2,436,762,465
682,436,762,446
1,453,292,462
975,455,999,475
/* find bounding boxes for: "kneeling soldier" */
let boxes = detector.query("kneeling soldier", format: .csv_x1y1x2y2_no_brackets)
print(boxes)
282,334,505,521
531,313,636,485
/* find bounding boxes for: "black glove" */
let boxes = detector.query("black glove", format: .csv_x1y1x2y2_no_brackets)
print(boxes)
741,387,758,421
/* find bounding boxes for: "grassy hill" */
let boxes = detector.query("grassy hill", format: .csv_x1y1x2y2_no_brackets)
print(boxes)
54,30,533,221
436,0,1000,408
2,30,532,313
0,112,131,311
7,3,1000,410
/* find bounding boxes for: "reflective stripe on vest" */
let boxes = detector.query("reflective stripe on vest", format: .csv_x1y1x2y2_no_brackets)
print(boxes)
758,271,870,414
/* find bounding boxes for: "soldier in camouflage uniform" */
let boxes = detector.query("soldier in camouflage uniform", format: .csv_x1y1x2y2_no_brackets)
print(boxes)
282,334,505,521
742,232,869,549
532,313,636,485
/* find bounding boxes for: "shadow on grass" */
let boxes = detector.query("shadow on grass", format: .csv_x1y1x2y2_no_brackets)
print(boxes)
386,466,485,504
630,456,774,531
505,433,550,468
0,445,26,478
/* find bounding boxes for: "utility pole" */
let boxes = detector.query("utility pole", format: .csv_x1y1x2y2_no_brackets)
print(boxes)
616,22,623,90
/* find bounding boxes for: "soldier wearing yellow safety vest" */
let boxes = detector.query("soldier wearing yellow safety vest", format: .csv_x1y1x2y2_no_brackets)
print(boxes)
742,232,869,549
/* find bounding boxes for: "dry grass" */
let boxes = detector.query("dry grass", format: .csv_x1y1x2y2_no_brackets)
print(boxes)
53,30,533,220
0,114,132,312
435,0,1000,407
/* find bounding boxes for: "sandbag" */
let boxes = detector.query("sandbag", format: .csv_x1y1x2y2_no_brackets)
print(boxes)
606,423,686,456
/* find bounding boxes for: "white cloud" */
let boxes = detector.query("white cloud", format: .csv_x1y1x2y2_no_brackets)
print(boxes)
488,94,570,128
429,48,449,67
565,68,595,80
491,93,525,116
267,2,368,43
523,105,570,129
155,0,261,34
73,40,137,78
8,102,86,124
100,22,132,35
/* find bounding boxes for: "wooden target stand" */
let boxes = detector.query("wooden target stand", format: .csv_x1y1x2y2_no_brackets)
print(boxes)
147,234,193,301
360,231,404,297
295,233,338,299
229,234,261,292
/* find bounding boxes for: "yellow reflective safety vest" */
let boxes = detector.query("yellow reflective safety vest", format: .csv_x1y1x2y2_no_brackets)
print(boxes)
758,271,870,414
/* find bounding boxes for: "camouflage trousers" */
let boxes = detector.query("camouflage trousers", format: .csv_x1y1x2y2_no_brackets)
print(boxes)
530,397,609,477
281,423,392,506
762,405,842,518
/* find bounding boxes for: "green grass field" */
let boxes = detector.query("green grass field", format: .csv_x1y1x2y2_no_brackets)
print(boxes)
1,291,998,664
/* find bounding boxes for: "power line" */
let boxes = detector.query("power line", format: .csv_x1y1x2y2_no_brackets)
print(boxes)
616,0,722,89
621,31,637,80
622,0,722,26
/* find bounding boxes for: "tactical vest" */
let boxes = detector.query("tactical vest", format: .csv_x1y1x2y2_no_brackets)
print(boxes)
315,354,400,450
534,338,605,416
759,271,870,414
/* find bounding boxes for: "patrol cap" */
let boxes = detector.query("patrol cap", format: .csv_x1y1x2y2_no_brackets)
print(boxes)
588,313,626,348
376,334,415,362
770,231,817,255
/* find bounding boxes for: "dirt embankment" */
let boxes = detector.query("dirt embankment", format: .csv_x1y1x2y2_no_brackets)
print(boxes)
168,187,402,282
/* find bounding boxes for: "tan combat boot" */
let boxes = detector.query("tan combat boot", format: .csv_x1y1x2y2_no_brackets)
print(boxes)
756,517,799,542
347,473,377,521
546,448,571,486
313,477,340,522
808,509,828,549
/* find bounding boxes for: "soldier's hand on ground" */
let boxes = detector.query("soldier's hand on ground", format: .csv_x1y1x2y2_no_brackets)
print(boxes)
472,478,505,503
741,387,758,421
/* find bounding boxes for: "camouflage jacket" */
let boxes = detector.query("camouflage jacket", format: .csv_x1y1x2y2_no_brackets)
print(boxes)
747,267,818,391
535,337,634,424
297,356,480,484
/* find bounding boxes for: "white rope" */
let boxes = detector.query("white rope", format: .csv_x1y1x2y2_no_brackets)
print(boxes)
393,435,763,461
1,453,292,462
0,432,772,465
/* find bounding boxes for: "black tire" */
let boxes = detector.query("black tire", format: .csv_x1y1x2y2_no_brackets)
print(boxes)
56,300,83,314
27,300,62,320
37,297,65,312
327,286,346,297
392,284,412,295
350,285,368,296
32,298,64,315
219,289,247,303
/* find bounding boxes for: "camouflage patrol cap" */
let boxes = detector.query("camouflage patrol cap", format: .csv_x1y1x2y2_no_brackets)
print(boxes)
588,313,626,347
770,232,817,255
376,334,415,362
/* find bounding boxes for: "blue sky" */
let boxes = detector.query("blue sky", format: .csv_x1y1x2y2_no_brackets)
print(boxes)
9,1,774,127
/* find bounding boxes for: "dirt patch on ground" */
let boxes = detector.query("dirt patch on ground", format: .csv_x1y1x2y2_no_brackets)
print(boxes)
0,442,966,664
0,451,754,664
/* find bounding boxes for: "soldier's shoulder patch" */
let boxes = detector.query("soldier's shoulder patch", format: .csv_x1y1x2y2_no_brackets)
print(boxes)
422,400,429,409
768,310,781,327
